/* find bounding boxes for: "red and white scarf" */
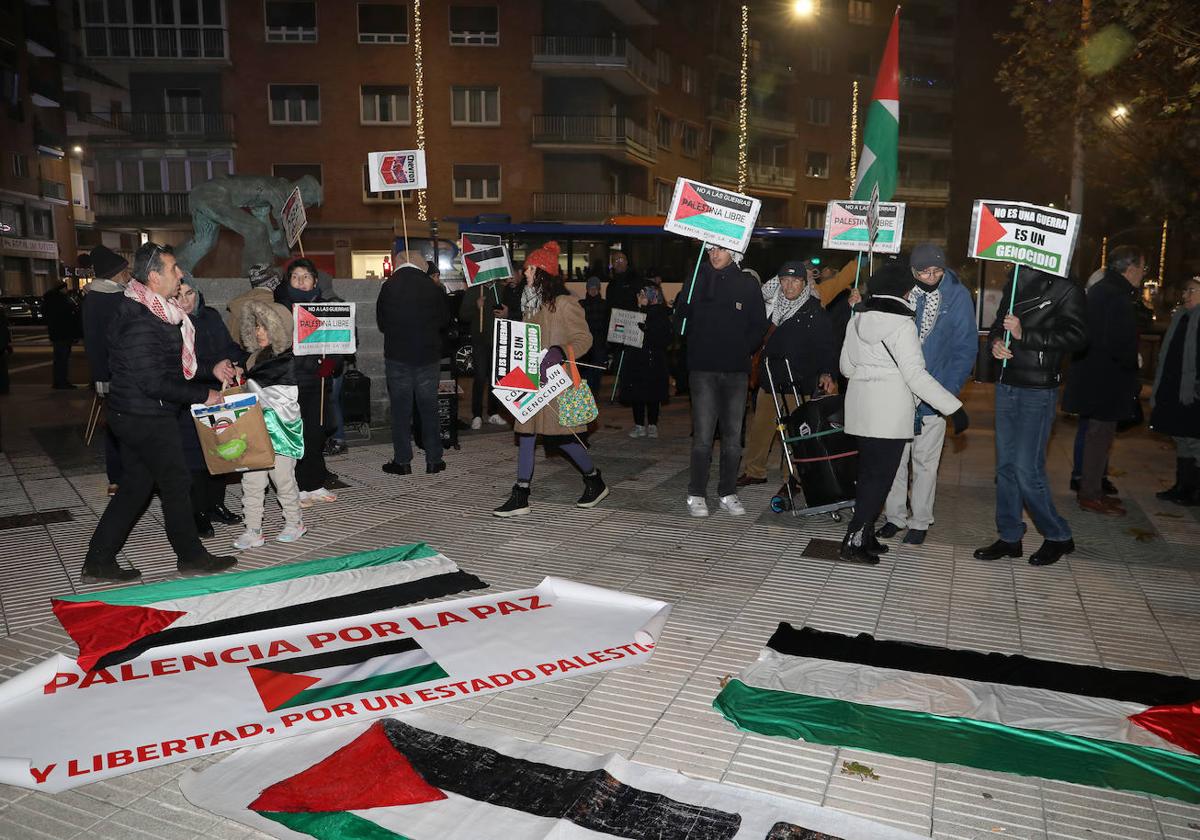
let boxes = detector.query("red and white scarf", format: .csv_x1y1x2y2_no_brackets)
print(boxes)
124,279,197,379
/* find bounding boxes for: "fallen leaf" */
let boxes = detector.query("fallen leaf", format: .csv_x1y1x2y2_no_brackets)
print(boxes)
982,792,994,800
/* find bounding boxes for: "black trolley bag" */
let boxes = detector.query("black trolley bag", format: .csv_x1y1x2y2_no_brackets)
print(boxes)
341,360,372,430
786,393,857,510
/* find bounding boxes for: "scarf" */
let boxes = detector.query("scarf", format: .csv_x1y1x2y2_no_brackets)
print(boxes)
1154,307,1199,407
913,285,941,342
762,276,811,326
124,279,196,379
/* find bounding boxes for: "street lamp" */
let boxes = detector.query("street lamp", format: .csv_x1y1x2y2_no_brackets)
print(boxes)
1110,104,1129,121
792,0,816,16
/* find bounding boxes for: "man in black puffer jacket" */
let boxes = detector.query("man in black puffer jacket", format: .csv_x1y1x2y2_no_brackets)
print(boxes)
83,242,239,582
975,265,1087,568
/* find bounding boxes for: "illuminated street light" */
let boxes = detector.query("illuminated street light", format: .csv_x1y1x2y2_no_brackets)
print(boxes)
1110,104,1129,120
72,145,82,154
793,0,816,16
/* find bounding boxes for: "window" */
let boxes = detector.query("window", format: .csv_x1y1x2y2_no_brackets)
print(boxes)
811,45,831,74
681,64,697,95
805,151,830,178
362,164,408,203
681,123,700,158
655,180,673,215
29,207,52,239
358,3,407,43
0,202,24,237
272,163,323,184
451,86,499,125
11,153,28,178
805,204,827,230
452,163,500,202
265,1,317,41
269,84,320,124
655,49,671,85
808,97,830,126
656,112,672,150
848,0,872,25
361,84,410,124
449,5,498,46
80,0,227,58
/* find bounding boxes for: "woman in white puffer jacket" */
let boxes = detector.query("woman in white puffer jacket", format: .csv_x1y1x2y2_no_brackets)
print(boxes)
839,262,968,563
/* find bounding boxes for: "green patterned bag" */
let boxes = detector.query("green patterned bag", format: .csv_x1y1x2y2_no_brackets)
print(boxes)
555,382,598,426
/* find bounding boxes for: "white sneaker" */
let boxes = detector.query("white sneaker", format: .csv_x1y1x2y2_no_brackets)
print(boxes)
487,414,507,426
276,523,308,543
470,416,483,430
629,425,646,438
233,529,265,551
686,495,709,517
647,424,659,438
719,494,746,516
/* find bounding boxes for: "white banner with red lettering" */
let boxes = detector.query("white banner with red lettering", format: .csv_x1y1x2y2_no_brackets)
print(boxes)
0,578,669,792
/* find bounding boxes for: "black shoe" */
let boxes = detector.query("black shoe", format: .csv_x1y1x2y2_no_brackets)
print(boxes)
1159,458,1192,502
838,529,881,565
1102,477,1119,496
81,563,142,583
324,439,348,457
902,528,927,545
577,470,609,508
864,530,889,556
194,512,214,539
1069,476,1080,492
177,553,238,576
875,522,901,539
493,483,531,517
426,461,446,474
382,461,412,476
974,539,1023,561
207,504,243,525
1029,538,1075,567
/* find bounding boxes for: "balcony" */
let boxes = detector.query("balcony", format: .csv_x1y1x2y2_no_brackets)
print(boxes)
710,157,797,192
901,75,954,102
94,192,190,221
532,192,653,222
82,26,228,60
708,97,796,135
895,178,951,203
39,179,68,202
532,36,657,95
531,115,655,166
80,112,235,144
899,132,952,153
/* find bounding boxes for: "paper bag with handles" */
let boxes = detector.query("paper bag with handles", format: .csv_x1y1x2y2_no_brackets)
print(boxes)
190,390,276,475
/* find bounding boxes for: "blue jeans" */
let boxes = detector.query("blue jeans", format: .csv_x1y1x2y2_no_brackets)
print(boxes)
994,384,1072,543
689,370,748,498
386,359,442,466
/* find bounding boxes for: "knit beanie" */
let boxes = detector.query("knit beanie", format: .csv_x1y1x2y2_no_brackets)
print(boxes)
248,263,282,290
89,245,129,280
867,262,916,299
525,241,561,276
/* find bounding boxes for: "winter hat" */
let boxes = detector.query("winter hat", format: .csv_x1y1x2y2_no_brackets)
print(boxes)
586,276,601,290
910,243,946,271
525,241,561,276
89,245,128,280
248,263,282,290
868,262,917,299
777,260,807,278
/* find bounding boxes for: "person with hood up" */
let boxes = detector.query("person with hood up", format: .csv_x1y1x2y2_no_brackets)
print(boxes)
81,245,132,494
226,263,281,337
493,241,608,516
1151,276,1200,505
622,285,672,439
839,262,968,564
232,299,307,549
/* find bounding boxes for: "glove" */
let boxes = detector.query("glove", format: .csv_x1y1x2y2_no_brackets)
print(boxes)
949,407,969,435
316,358,337,378
539,346,565,379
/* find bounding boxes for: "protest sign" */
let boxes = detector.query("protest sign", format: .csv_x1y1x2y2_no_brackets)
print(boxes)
293,302,356,356
968,199,1081,278
822,199,906,254
281,187,307,249
664,178,761,254
462,244,513,287
493,364,572,424
607,308,645,349
491,318,541,391
367,150,427,193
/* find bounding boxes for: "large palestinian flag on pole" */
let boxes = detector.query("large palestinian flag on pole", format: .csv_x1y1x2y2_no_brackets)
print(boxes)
181,713,929,840
52,544,486,671
714,623,1200,803
851,8,899,202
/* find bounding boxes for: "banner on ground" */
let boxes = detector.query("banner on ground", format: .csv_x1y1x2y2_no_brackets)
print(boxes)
822,199,906,254
491,317,541,391
281,187,307,249
968,199,1081,278
663,178,760,254
0,577,668,792
293,302,356,356
714,623,1200,803
367,150,427,192
606,308,645,349
181,712,928,840
493,363,572,424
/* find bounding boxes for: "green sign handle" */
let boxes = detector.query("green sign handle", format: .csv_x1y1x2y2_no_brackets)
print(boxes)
1001,264,1021,369
678,241,707,337
853,252,863,290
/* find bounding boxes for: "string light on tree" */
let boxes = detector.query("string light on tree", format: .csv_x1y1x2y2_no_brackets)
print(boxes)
737,4,749,193
413,0,427,221
849,80,859,189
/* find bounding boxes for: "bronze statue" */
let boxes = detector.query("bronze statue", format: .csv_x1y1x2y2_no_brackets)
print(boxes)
175,175,322,273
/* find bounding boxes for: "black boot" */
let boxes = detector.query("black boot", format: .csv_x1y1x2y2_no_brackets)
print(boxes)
864,529,889,556
1157,458,1190,502
207,504,243,525
81,562,142,583
577,470,609,508
177,552,238,576
1176,458,1200,507
493,483,531,517
1029,538,1075,566
838,528,881,565
973,539,1023,561
194,511,214,539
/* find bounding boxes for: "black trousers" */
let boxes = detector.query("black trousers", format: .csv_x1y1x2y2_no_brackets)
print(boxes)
632,401,660,425
296,383,330,492
51,341,72,387
847,436,908,532
190,469,227,515
86,411,204,566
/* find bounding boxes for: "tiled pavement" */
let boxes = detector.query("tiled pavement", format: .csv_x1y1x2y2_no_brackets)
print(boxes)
1,380,1200,839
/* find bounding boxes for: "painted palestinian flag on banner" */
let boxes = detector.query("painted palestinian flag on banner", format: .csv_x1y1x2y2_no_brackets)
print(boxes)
714,623,1200,803
851,8,899,202
52,544,486,672
180,713,929,840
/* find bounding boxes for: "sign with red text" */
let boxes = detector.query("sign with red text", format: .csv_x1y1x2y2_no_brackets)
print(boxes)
664,178,761,254
493,362,572,424
293,302,356,356
968,199,1081,278
281,187,307,249
0,578,669,792
367,150,428,193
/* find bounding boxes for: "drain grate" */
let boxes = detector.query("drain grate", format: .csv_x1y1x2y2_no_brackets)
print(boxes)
800,538,843,561
0,509,74,531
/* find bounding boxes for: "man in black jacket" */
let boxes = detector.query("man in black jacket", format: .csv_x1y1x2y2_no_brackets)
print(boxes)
83,242,239,582
975,265,1088,567
81,245,131,494
676,244,768,517
43,282,80,389
377,250,451,475
1063,246,1144,516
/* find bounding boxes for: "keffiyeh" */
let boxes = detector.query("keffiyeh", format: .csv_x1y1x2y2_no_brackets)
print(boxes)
913,285,941,342
762,276,811,326
124,279,197,379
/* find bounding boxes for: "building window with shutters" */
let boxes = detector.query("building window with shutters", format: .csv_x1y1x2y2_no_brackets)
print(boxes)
358,3,407,44
656,113,672,150
680,65,697,95
811,46,831,74
11,154,28,178
681,123,700,158
805,204,827,229
449,5,499,46
361,85,411,124
269,84,320,124
805,151,829,178
362,164,409,203
452,164,500,202
655,49,671,85
848,0,872,25
808,97,830,126
265,0,317,42
451,87,499,125
655,180,673,215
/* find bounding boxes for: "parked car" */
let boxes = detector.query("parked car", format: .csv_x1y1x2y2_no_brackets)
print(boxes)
1,296,43,324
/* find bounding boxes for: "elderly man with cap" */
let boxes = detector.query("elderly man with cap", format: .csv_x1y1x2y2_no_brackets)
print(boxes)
874,243,979,545
675,244,768,517
737,260,837,487
81,245,133,495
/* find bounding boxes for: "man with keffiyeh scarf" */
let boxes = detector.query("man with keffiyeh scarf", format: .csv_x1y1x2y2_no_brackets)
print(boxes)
82,242,240,583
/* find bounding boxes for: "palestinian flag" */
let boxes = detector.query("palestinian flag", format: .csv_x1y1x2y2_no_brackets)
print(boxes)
462,244,512,286
714,623,1200,803
53,544,486,672
851,8,899,202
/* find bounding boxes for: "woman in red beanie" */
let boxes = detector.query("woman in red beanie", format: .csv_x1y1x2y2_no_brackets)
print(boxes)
494,241,610,516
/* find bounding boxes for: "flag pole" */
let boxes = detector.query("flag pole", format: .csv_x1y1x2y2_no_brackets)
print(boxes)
399,197,410,255
1002,265,1021,369
853,253,863,290
679,241,706,336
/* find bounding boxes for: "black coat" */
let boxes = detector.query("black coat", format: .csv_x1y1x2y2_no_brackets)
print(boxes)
178,292,249,471
106,296,210,416
459,284,502,348
376,266,451,365
759,296,837,395
675,262,768,373
986,270,1088,390
81,282,126,382
580,294,610,362
619,304,672,404
1150,307,1200,438
43,286,80,343
1063,270,1140,421
275,284,343,394
606,270,642,312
